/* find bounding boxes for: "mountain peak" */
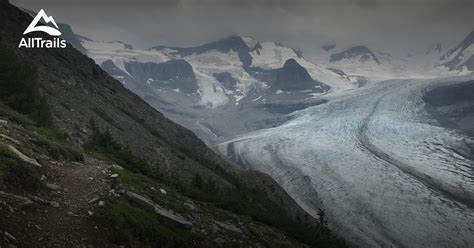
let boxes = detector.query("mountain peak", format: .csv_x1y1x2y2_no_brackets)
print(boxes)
466,30,474,42
330,46,381,64
440,30,474,71
282,58,300,67
275,59,313,85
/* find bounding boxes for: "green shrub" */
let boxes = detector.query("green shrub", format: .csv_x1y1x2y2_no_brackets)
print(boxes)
0,144,43,190
33,135,84,161
95,196,201,247
86,117,156,177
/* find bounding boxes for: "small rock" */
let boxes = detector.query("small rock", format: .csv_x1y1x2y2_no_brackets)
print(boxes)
214,221,242,233
213,237,225,245
110,174,119,179
0,119,8,125
111,164,124,170
50,201,59,208
0,191,33,207
150,187,157,191
184,201,197,211
88,196,99,204
159,188,167,195
98,201,105,206
88,177,94,181
45,183,61,191
67,211,79,217
122,191,193,228
0,134,21,145
4,231,16,242
87,211,94,216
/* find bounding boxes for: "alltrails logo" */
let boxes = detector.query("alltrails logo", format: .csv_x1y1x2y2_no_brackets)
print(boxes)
18,9,66,49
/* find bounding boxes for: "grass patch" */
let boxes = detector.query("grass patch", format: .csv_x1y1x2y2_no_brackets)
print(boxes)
112,167,186,213
0,102,35,127
87,118,346,247
0,144,43,190
32,134,83,161
0,103,83,162
86,117,158,177
95,196,202,247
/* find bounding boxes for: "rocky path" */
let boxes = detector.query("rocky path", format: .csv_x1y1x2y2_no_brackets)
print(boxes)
0,156,116,248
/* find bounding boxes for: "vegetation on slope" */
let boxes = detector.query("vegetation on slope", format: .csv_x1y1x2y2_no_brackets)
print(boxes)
0,47,84,190
0,46,52,127
0,44,346,247
86,121,347,247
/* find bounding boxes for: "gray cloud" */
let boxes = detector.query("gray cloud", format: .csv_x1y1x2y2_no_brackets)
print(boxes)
10,0,474,58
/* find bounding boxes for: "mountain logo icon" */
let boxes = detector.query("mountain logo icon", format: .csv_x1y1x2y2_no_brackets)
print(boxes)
23,9,62,36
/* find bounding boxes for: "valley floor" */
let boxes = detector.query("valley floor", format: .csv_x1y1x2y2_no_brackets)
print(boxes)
218,76,474,247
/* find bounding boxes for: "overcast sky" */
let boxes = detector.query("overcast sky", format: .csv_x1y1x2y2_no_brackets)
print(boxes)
10,0,474,58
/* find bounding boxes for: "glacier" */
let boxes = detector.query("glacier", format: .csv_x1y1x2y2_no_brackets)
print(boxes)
218,76,474,247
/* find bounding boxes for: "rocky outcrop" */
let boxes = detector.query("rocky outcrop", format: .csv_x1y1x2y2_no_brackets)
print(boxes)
440,31,474,71
122,191,193,228
1,143,42,167
125,59,199,93
253,59,330,93
213,72,238,89
330,46,381,64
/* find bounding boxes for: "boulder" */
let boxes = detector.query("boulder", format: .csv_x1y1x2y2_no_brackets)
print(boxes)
2,143,41,167
0,191,33,207
214,221,242,233
4,231,16,242
45,183,61,191
123,191,193,228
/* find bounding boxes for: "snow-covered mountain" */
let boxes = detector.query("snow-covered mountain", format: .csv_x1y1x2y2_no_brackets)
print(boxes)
65,34,360,141
313,42,464,81
439,31,474,72
80,35,355,109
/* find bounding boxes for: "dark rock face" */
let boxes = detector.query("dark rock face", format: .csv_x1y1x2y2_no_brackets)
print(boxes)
424,80,474,138
125,59,199,93
251,59,329,93
274,59,314,88
441,31,474,71
213,72,238,89
151,36,253,68
58,24,87,54
330,46,381,64
424,80,474,107
326,67,351,81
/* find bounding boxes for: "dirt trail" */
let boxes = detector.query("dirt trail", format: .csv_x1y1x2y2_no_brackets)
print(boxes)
0,156,116,248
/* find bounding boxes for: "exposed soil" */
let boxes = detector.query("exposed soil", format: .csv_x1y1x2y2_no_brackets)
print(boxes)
0,156,117,248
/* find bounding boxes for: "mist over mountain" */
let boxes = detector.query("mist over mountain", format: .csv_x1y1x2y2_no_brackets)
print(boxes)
11,0,474,59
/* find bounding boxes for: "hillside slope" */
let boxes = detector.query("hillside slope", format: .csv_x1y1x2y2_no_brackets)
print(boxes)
0,1,345,247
